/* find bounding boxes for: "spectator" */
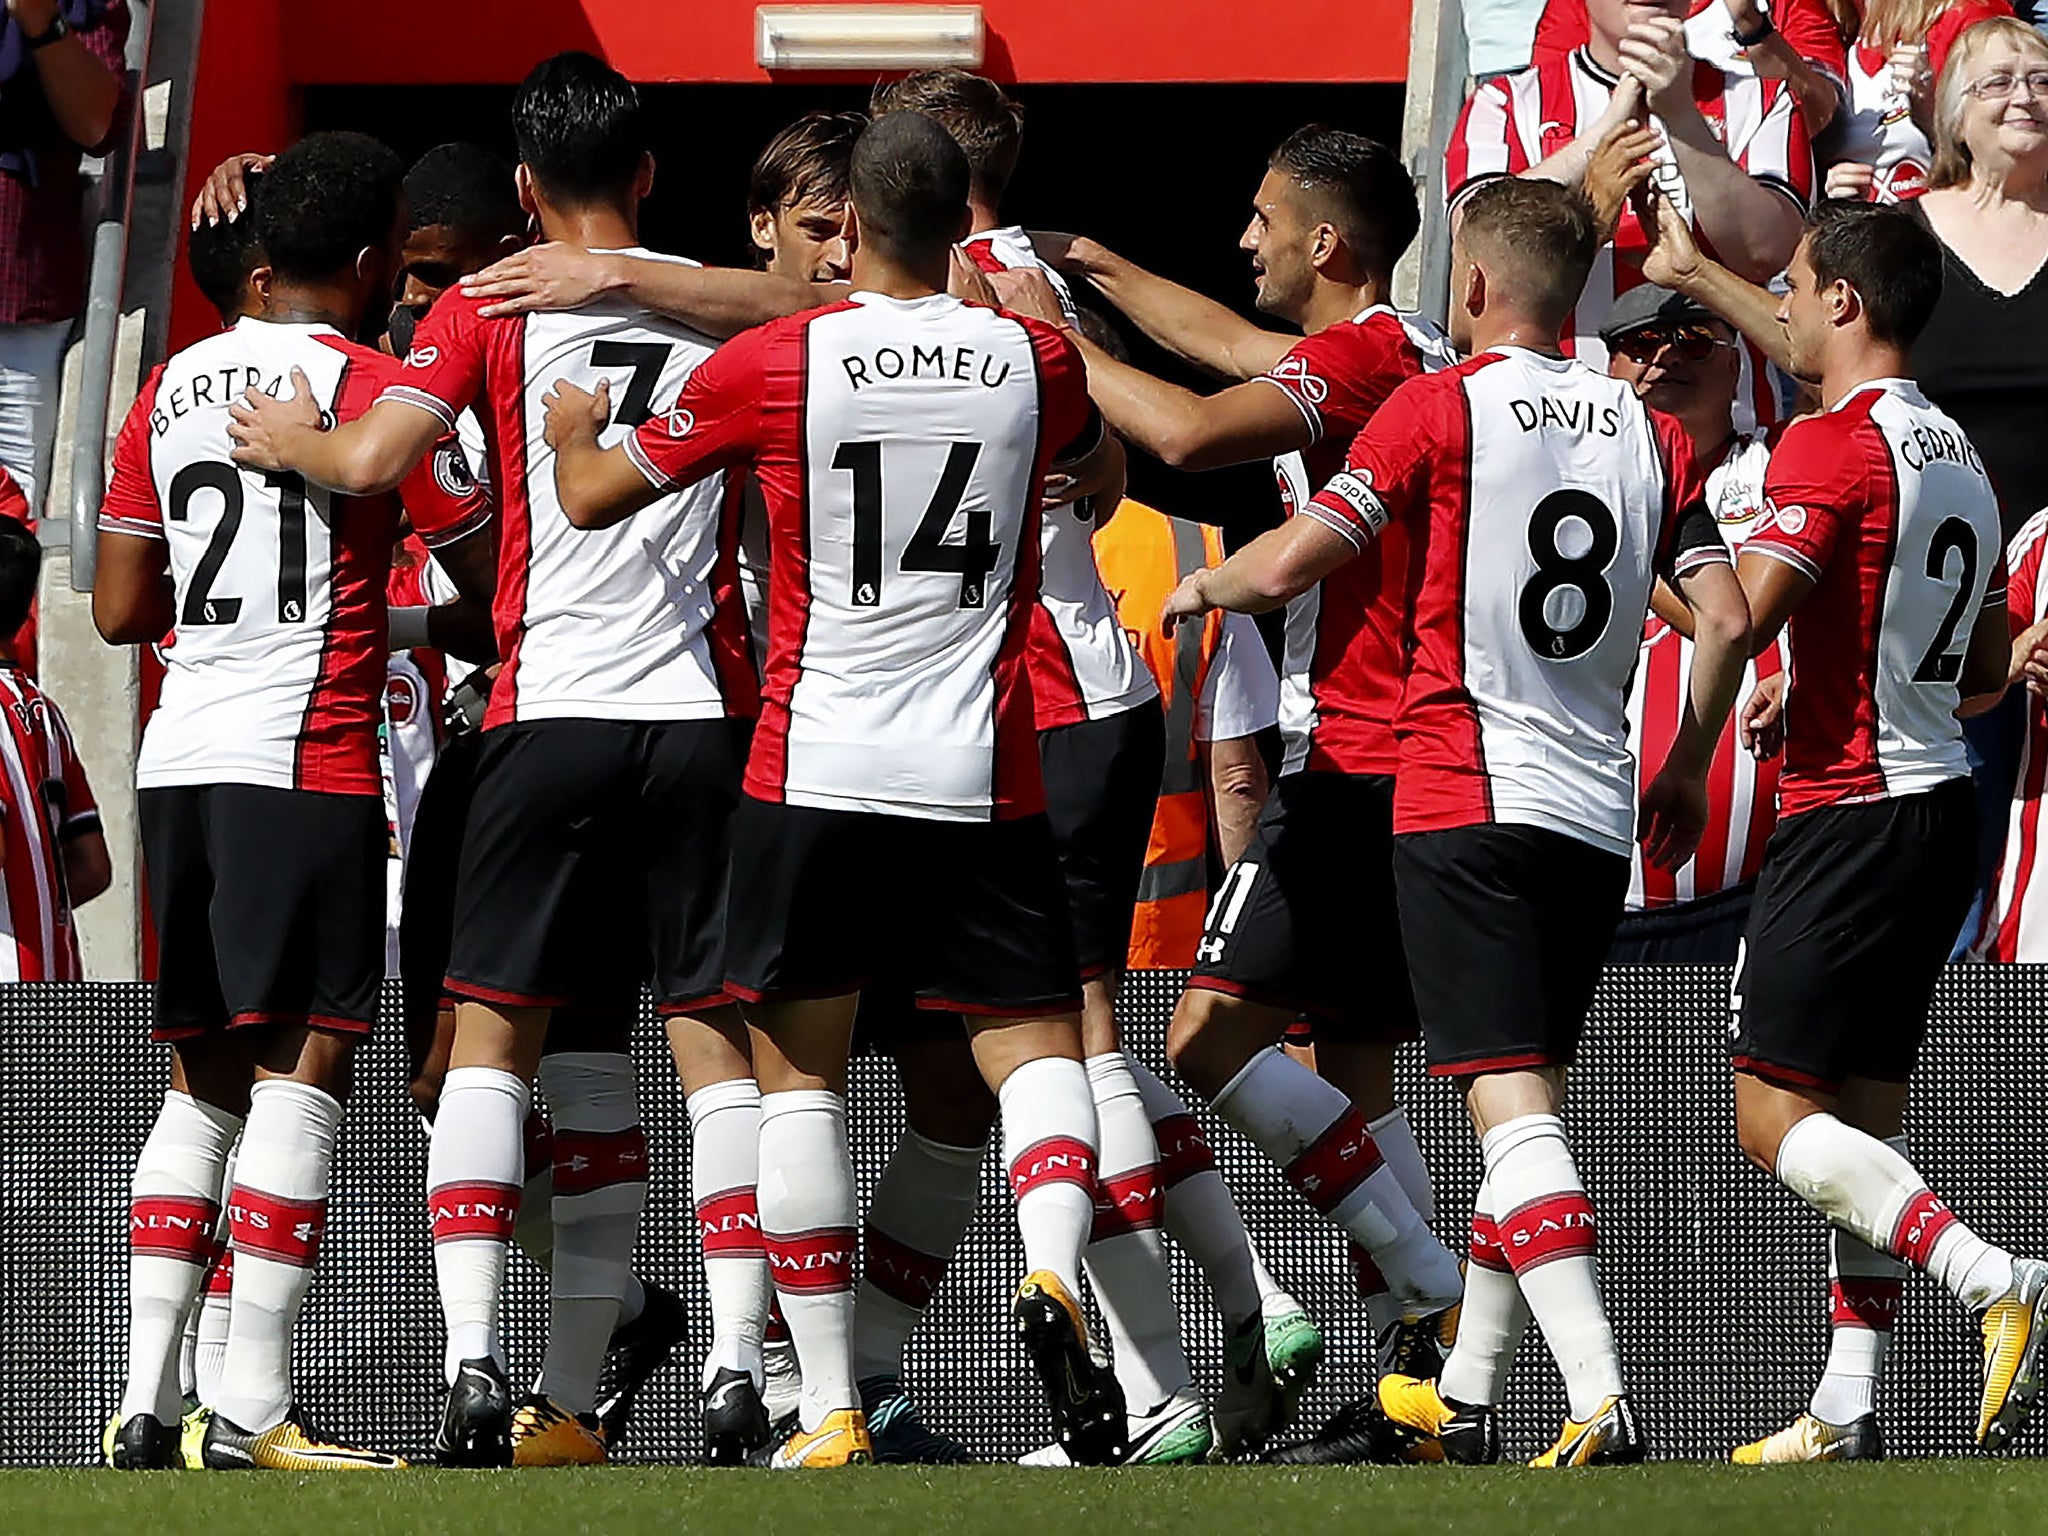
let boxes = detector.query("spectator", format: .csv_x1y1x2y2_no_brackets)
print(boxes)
1909,16,2048,943
0,0,131,514
1597,283,1785,964
1092,500,1279,971
1446,0,1815,429
1828,0,2016,202
0,511,108,979
1532,0,1852,131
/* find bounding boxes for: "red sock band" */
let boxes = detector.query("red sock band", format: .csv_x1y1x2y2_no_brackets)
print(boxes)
1468,1213,1511,1273
1152,1114,1217,1188
1008,1136,1097,1202
521,1110,553,1181
1091,1167,1164,1242
697,1186,765,1257
1497,1191,1597,1274
204,1242,235,1297
1891,1190,1957,1270
129,1196,219,1262
1830,1276,1904,1331
1282,1109,1384,1216
429,1181,520,1245
864,1227,948,1309
228,1187,328,1268
551,1127,649,1197
765,1227,858,1295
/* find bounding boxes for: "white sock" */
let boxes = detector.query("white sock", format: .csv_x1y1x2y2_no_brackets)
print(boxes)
1246,1243,1294,1312
759,1089,858,1429
1438,1172,1530,1407
1130,1055,1263,1329
1484,1114,1622,1421
513,1110,556,1271
216,1080,343,1434
1811,1142,1907,1429
688,1077,770,1385
1368,1107,1436,1225
536,1053,647,1415
1775,1113,2015,1310
427,1066,528,1381
853,1127,983,1384
998,1056,1099,1299
1083,1054,1193,1413
194,1142,239,1408
122,1091,242,1425
1212,1050,1462,1315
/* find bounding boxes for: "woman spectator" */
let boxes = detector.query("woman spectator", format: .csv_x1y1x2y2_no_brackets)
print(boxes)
0,0,130,516
1909,16,2048,946
1827,0,2015,200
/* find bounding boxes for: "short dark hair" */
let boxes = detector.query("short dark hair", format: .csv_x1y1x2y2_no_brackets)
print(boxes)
512,51,647,207
749,111,866,219
1269,126,1419,277
1457,178,1598,331
404,142,522,241
187,168,266,323
869,70,1023,203
849,112,971,264
1073,305,1131,365
0,515,40,636
1802,198,1945,347
254,132,406,283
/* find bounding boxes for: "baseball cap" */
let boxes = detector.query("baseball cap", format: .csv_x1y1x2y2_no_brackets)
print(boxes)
1598,284,1720,344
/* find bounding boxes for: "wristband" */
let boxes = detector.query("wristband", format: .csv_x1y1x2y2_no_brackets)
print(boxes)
24,14,71,50
1732,12,1775,47
388,605,434,651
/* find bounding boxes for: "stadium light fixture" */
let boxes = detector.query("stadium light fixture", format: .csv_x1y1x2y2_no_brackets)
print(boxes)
755,5,986,70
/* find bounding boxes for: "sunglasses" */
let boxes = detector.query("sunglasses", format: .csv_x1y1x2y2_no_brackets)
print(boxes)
1609,323,1735,364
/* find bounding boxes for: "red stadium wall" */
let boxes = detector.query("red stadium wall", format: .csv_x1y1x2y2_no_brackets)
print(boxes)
172,0,1411,348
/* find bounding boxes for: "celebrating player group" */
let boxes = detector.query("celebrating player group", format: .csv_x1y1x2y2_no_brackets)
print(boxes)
90,36,2048,1474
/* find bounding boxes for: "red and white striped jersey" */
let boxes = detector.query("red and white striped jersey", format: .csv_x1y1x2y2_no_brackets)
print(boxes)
1534,0,1850,85
382,539,455,973
1446,49,1814,430
99,319,477,795
384,247,756,729
1836,3,2012,205
1981,508,2048,960
1625,432,1784,909
960,225,1155,728
624,291,1101,821
1267,306,1458,776
1306,348,1728,858
0,668,98,981
1748,378,2004,817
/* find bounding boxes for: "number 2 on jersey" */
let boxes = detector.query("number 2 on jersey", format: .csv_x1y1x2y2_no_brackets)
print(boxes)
166,461,311,626
835,440,998,610
1911,517,1979,684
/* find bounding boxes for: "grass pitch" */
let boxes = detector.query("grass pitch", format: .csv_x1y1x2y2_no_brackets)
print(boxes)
9,1463,2048,1536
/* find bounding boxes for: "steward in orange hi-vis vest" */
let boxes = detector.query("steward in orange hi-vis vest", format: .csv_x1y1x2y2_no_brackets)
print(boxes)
1094,501,1279,969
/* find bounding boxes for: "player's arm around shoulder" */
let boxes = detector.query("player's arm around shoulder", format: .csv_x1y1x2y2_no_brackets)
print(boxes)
460,243,831,335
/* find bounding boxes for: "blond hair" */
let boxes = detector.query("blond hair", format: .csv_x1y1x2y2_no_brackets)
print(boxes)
1862,0,1957,54
1929,16,2048,188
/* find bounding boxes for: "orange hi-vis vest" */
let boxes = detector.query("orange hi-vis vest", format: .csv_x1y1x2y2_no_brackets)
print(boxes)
1092,502,1227,970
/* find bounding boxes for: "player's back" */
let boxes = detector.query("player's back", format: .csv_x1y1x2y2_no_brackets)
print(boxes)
103,319,398,795
749,292,1085,820
392,250,752,727
0,667,97,981
1393,348,1701,856
1748,378,2002,814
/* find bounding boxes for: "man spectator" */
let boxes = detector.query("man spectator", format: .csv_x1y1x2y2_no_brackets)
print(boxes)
1600,282,1785,963
1446,0,1815,429
0,0,131,513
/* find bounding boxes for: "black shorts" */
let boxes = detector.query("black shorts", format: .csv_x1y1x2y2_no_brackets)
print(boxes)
724,799,1082,1016
1188,771,1419,1044
444,717,748,1019
851,981,964,1056
1731,779,1974,1092
1040,701,1166,980
141,784,384,1043
1608,882,1753,966
1394,823,1628,1076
